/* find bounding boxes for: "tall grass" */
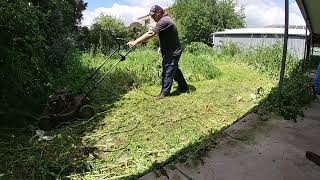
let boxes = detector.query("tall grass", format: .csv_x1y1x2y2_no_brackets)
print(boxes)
219,42,314,119
180,53,222,81
79,47,222,88
77,42,313,120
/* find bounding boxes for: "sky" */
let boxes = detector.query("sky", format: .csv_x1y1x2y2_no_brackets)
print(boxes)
82,0,305,28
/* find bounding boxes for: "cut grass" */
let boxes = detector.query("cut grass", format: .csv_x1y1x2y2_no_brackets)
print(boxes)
0,56,275,179
79,61,274,177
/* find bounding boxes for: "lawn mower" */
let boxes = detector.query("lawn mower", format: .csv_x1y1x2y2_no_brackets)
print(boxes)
38,38,133,130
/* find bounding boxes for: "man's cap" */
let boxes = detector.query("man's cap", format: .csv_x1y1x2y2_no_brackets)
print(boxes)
149,5,164,16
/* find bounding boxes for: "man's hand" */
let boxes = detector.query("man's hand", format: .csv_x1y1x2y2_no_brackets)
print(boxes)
127,31,156,48
127,41,137,48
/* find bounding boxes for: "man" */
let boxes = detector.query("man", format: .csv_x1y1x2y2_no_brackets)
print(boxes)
127,5,189,100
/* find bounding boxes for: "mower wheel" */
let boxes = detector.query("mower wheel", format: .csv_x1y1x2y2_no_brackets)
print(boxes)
78,105,95,118
39,116,54,130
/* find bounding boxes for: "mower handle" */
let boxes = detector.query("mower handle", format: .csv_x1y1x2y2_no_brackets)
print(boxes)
85,46,134,95
115,38,128,49
82,37,134,96
115,37,126,42
85,37,127,79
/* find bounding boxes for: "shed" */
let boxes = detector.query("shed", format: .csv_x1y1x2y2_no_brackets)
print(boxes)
212,27,308,59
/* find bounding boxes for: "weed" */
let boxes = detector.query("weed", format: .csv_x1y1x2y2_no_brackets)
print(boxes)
219,43,314,120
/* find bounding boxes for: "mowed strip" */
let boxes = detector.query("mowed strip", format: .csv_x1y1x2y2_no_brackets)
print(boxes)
79,61,275,178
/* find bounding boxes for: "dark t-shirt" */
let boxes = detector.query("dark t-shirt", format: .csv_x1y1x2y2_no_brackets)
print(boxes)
152,15,182,57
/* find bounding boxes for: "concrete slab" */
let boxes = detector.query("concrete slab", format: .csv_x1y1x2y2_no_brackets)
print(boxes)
140,101,320,180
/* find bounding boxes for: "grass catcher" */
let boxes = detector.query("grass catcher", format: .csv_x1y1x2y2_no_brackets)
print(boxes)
39,38,133,130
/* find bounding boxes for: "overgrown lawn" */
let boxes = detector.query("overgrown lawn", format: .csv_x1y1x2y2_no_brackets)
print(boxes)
72,61,274,179
0,49,275,179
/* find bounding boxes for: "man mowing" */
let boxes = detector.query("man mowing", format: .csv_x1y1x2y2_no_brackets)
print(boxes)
127,5,189,100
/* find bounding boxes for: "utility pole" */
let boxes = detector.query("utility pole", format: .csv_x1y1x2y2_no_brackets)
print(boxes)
278,0,289,106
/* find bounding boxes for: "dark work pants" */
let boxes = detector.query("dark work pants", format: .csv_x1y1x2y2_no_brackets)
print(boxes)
161,55,188,95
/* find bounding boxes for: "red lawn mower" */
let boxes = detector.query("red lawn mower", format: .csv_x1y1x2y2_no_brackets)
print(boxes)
39,38,133,130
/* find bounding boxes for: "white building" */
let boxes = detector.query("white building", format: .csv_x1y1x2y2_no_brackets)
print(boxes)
212,27,309,59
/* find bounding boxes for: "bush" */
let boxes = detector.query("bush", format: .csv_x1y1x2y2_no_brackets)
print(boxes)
0,0,87,123
279,67,314,119
185,42,213,55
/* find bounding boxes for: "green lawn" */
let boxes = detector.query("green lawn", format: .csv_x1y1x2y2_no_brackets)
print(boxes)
75,62,274,178
0,56,275,179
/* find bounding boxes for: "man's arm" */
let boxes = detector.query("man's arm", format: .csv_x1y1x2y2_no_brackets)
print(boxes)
127,31,156,48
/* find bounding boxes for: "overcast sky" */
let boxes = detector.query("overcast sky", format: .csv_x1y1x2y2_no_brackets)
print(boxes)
82,0,305,27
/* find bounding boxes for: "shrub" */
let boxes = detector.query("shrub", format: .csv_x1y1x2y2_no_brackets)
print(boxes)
0,0,87,123
185,42,213,55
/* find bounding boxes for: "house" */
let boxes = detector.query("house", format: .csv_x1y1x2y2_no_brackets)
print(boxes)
212,26,309,59
137,8,171,29
138,14,155,27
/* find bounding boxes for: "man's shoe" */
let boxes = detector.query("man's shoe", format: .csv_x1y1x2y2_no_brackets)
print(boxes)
155,93,167,100
179,88,190,93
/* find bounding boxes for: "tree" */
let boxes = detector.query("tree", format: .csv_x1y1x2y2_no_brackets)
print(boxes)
90,15,128,54
0,0,87,114
171,0,245,45
127,22,148,41
77,26,91,51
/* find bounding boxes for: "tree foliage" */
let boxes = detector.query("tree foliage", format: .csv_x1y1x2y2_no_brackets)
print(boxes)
127,22,148,41
171,0,245,45
0,0,87,114
89,15,128,54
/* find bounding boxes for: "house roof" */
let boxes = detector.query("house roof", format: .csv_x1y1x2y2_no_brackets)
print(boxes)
296,0,320,46
212,28,308,36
